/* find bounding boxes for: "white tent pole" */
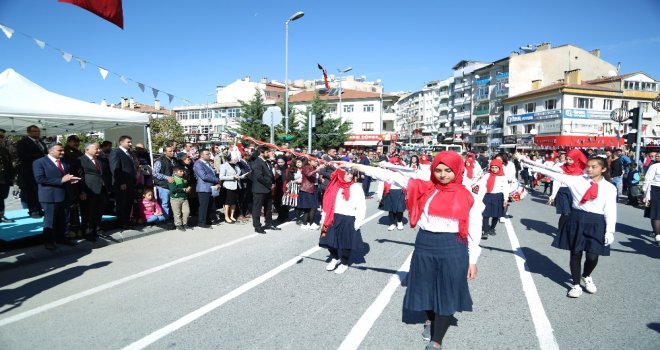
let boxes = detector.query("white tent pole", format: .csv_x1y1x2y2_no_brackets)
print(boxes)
146,124,156,199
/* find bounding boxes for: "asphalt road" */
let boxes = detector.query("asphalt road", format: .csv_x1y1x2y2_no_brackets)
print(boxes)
0,190,658,349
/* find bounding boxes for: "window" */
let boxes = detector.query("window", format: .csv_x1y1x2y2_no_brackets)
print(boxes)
329,106,337,113
525,102,536,113
362,122,374,131
227,108,240,119
201,109,211,119
363,104,375,112
544,99,557,110
343,104,354,113
189,110,200,119
603,99,613,110
177,111,188,120
201,126,211,134
510,125,518,135
639,102,649,113
525,124,535,134
510,105,518,115
574,97,593,109
621,100,629,110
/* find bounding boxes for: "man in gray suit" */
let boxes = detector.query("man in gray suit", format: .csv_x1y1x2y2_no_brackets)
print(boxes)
250,146,281,234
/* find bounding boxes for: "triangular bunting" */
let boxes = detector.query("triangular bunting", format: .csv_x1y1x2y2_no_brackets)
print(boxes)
119,75,128,84
152,87,159,99
167,93,174,104
0,24,14,39
77,58,86,69
137,82,145,92
98,67,109,80
34,38,46,49
62,51,73,62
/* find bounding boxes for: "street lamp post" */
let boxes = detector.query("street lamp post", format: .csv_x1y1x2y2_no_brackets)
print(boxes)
337,67,352,120
610,107,630,148
284,11,304,135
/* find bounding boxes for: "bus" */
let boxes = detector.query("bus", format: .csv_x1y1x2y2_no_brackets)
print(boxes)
428,144,464,156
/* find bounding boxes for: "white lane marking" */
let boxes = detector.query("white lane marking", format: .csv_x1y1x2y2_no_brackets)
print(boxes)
338,252,413,350
121,210,385,350
0,232,261,327
503,219,560,350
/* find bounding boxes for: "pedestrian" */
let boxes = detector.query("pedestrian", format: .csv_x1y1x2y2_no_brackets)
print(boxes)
109,136,138,229
33,143,80,250
643,155,660,243
273,156,290,224
625,163,641,206
379,156,407,231
523,156,617,298
219,154,244,224
338,151,483,350
359,151,373,198
478,159,508,239
0,128,16,223
169,166,191,231
298,158,323,230
153,145,179,221
16,125,48,218
610,150,624,199
193,149,221,228
250,146,281,234
78,143,111,241
541,154,556,196
139,188,166,225
463,152,482,186
319,168,366,274
547,149,587,231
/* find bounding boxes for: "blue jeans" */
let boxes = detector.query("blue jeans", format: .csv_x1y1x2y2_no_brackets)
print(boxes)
146,215,166,224
611,176,623,196
156,186,171,219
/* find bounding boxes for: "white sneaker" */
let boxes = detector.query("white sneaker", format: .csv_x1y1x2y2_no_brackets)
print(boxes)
581,276,597,294
397,222,404,230
309,223,320,230
567,285,583,298
325,258,340,271
499,217,506,223
334,263,348,274
301,224,310,230
388,224,396,231
655,234,660,243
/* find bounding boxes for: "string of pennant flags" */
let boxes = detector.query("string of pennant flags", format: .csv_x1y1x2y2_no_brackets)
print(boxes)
0,22,193,105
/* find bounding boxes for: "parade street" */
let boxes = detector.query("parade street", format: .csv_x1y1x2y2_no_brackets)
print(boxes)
0,191,658,350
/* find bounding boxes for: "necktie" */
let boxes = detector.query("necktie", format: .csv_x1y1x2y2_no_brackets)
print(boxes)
55,160,64,174
93,158,100,171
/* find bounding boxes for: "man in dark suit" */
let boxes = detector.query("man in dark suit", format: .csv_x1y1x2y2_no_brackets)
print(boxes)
109,135,137,229
0,128,16,223
78,143,111,241
16,125,48,218
33,143,80,250
251,146,280,234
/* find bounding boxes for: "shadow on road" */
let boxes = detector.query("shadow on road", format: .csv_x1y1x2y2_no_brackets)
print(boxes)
519,218,557,237
0,261,112,315
520,247,571,289
648,322,660,334
374,238,414,247
612,238,660,259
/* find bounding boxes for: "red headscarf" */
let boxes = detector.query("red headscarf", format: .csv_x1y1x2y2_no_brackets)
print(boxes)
321,168,353,234
405,151,474,242
561,149,587,176
486,159,505,193
420,153,430,165
465,152,476,179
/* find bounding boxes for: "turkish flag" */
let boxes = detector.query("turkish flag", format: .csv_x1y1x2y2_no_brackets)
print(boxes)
59,0,124,29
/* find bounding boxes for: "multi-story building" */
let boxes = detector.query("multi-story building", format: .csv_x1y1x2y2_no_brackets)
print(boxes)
471,58,510,152
288,89,398,150
449,60,490,146
503,69,658,150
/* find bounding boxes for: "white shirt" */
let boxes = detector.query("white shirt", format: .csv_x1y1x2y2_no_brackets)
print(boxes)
325,183,367,230
47,155,63,169
478,174,509,194
643,163,660,201
364,166,484,264
530,166,617,234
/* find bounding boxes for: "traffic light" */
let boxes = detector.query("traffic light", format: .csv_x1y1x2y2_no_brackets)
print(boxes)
627,107,640,146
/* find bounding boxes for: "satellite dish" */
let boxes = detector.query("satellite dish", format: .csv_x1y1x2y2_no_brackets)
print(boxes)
607,70,617,77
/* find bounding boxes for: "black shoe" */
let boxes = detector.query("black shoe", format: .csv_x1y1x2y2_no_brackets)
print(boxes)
85,234,98,242
265,225,281,231
197,223,211,229
255,228,267,234
186,224,195,230
481,232,488,240
1,216,15,223
489,229,497,236
30,212,42,219
56,239,78,246
177,225,186,232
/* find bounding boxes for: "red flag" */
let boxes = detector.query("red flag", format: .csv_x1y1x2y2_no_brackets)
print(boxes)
59,0,124,29
317,63,330,92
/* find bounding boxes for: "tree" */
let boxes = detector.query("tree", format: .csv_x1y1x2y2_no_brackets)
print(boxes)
308,91,351,151
149,112,185,153
237,89,270,145
274,101,306,149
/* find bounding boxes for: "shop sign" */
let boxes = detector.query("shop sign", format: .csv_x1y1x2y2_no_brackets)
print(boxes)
348,134,382,141
507,110,561,124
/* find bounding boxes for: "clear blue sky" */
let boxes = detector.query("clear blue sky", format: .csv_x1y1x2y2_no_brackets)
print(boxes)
1,0,659,107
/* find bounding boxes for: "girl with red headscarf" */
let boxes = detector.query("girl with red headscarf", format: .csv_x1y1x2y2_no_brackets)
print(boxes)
319,168,366,274
379,156,407,231
337,151,484,349
478,159,509,239
523,156,617,299
463,152,483,185
548,149,587,230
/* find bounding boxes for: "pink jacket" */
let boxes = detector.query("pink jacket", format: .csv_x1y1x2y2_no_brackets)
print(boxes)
139,199,163,220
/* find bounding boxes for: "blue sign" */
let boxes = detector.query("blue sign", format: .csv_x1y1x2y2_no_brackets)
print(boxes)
507,110,562,124
563,109,612,120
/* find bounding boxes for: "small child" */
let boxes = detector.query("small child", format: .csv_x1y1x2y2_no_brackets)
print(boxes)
168,166,191,231
139,188,166,224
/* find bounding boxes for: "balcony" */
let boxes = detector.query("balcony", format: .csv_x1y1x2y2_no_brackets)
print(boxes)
439,91,450,99
474,94,490,102
455,110,470,119
473,107,490,116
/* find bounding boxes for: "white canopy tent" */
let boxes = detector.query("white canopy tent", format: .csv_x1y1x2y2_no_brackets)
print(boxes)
0,68,150,139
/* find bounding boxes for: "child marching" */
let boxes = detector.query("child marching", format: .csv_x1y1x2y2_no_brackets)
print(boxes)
547,149,587,231
478,159,508,239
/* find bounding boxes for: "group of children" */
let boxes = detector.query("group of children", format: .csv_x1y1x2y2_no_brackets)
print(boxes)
139,166,191,230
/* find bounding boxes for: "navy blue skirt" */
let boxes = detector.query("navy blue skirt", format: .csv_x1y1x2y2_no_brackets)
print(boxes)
381,189,406,213
482,193,505,218
319,214,365,254
554,187,573,214
402,229,472,319
297,189,318,209
644,185,660,220
553,209,609,256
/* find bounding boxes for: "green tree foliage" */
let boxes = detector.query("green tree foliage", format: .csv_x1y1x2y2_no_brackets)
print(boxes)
237,90,270,145
275,101,307,149
149,112,185,153
308,91,351,151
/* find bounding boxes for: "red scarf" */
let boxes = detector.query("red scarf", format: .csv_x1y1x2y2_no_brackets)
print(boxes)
406,151,474,242
580,181,598,204
465,152,476,179
321,169,353,234
561,149,587,176
420,154,430,165
486,159,505,193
